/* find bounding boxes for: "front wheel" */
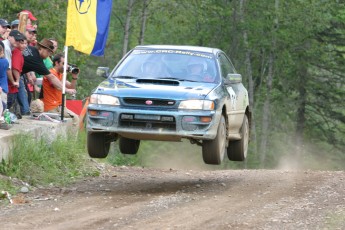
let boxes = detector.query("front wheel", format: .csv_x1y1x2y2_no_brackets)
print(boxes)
119,137,140,155
202,115,226,165
87,132,110,158
227,114,249,161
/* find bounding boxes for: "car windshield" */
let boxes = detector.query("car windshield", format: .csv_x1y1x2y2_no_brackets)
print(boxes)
113,49,219,83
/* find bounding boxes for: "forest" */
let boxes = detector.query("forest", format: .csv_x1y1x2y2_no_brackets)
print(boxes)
1,0,344,169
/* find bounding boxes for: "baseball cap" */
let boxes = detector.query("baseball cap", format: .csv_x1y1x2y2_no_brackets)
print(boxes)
9,30,25,41
0,19,10,28
26,24,37,33
20,10,37,21
11,19,19,27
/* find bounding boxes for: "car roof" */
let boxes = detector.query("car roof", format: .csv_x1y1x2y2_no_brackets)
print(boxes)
134,45,222,56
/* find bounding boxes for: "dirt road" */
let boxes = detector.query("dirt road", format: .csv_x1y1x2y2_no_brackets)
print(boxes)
1,165,344,230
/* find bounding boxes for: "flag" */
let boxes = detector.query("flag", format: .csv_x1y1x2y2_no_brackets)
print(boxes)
65,0,112,56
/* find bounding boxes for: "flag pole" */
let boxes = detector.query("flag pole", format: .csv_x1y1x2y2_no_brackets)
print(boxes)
61,46,68,121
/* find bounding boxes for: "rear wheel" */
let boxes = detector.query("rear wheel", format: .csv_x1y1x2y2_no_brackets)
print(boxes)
87,132,110,158
227,114,249,161
119,137,140,155
202,115,226,165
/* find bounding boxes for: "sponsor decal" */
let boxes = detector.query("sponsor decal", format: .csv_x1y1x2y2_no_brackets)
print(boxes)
132,49,213,59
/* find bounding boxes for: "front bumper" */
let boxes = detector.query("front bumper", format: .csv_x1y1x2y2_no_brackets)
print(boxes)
86,104,221,141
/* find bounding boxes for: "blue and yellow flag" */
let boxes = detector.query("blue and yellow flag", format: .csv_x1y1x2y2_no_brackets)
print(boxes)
65,0,112,56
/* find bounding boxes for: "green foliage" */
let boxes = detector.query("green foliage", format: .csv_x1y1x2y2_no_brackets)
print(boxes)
0,177,16,194
0,132,98,187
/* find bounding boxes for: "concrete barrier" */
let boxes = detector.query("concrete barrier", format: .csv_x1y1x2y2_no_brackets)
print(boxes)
0,116,74,160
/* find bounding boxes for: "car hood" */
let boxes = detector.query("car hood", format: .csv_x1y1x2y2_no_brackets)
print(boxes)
93,78,218,100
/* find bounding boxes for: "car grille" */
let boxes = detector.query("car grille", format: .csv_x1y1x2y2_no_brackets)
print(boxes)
119,113,176,131
123,98,176,107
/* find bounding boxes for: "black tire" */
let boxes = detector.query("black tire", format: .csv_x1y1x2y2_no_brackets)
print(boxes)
202,115,226,165
119,137,140,155
87,132,110,158
227,114,249,161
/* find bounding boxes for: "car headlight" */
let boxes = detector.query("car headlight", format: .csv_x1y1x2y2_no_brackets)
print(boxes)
179,100,215,110
89,94,120,105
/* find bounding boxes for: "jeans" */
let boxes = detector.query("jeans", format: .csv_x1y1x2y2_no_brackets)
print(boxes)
7,93,18,113
17,75,30,114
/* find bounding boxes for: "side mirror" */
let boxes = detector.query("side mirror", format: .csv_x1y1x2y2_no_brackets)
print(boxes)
227,73,242,84
96,67,110,78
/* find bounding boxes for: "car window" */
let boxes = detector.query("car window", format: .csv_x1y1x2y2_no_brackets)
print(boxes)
113,49,219,83
218,53,236,79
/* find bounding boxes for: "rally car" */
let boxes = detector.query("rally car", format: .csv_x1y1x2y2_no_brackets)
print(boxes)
86,45,251,165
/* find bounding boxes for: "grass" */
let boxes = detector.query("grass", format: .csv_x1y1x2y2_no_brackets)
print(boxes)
0,131,99,193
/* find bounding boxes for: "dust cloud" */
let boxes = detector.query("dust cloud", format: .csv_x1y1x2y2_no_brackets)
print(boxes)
274,139,344,171
140,140,217,171
125,137,343,171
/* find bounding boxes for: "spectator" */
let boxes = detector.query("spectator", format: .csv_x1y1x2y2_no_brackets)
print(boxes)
18,10,37,28
21,38,67,108
4,30,30,119
0,19,10,41
11,19,19,30
25,25,37,46
23,25,38,104
42,53,79,124
35,38,58,94
6,31,27,117
4,30,30,117
2,30,20,92
0,44,9,128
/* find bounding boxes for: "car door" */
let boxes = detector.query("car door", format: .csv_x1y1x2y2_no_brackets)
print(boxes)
218,52,247,137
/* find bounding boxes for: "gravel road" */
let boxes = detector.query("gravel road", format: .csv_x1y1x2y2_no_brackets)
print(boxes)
1,165,344,230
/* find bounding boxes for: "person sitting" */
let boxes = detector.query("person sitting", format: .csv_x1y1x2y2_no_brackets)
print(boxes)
42,53,79,125
187,58,214,82
141,61,162,77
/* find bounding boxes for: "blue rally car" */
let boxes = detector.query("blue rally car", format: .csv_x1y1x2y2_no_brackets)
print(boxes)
87,45,251,165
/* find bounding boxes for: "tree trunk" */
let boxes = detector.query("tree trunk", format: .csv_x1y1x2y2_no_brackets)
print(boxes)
239,0,256,170
259,0,279,167
123,0,135,57
138,0,149,45
240,0,257,158
229,1,239,56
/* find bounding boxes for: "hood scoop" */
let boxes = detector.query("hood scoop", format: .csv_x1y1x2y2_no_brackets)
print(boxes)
136,79,180,86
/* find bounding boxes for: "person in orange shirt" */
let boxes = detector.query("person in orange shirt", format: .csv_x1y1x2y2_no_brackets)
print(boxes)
42,53,79,124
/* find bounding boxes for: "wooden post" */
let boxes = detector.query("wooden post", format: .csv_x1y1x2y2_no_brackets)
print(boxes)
18,12,28,33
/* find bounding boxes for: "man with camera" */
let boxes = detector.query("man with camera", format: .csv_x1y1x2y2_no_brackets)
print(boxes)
41,53,79,124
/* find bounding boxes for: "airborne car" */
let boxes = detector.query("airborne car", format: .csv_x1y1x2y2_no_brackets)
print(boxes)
87,45,251,165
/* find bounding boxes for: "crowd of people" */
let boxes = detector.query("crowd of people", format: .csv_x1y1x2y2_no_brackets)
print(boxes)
0,10,79,129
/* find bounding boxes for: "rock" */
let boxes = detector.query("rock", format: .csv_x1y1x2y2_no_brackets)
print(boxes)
20,187,29,193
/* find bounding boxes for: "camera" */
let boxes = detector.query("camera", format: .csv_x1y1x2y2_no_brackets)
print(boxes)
67,64,80,74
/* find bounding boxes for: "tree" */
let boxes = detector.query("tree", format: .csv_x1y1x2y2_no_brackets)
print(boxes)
138,0,149,44
123,0,135,56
